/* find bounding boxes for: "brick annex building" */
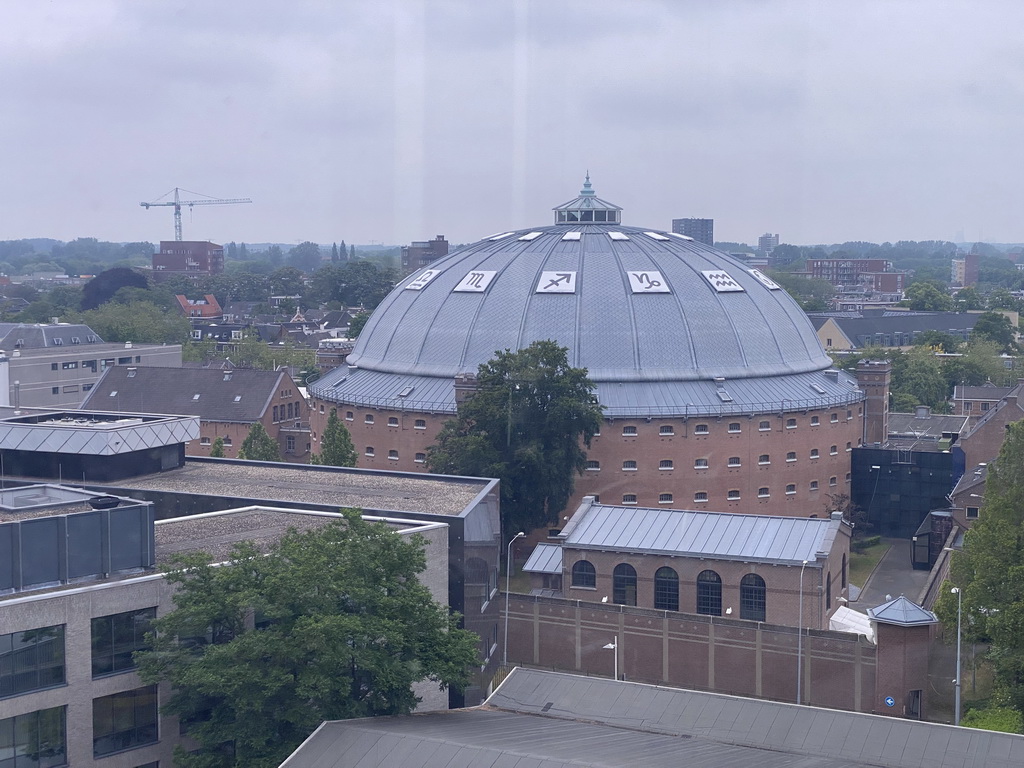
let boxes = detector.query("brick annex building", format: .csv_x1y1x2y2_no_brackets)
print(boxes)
310,178,866,516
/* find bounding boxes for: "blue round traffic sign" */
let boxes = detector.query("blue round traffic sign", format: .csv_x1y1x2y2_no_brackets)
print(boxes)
884,696,895,707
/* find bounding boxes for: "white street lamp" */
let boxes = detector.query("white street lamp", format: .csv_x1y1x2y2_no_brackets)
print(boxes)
603,638,618,680
951,586,962,726
797,559,809,705
503,531,525,666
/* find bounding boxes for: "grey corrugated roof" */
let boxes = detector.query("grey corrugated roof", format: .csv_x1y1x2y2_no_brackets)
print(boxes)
283,668,1024,768
81,366,286,424
523,542,562,574
818,312,980,345
563,503,839,566
953,384,1014,400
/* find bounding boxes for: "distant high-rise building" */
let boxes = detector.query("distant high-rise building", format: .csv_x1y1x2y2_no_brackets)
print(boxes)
950,252,979,287
671,218,714,246
401,235,449,275
152,241,224,281
758,233,780,253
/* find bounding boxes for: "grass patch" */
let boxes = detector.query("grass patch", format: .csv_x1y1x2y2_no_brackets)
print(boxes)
848,539,891,587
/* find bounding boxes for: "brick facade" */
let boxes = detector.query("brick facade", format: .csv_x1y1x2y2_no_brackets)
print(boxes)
310,402,864,516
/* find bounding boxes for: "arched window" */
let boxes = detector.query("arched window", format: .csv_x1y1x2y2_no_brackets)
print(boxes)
740,574,766,622
696,570,722,616
654,567,679,611
571,560,596,588
613,563,637,606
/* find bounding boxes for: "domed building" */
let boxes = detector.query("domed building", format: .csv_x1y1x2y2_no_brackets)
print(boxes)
310,178,865,516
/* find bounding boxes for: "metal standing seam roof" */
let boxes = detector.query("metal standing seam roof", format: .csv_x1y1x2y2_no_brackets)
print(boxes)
312,182,865,418
562,503,840,566
522,542,563,574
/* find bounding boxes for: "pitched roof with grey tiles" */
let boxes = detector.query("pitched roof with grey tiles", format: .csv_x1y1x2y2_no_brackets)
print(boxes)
0,322,102,349
81,366,288,423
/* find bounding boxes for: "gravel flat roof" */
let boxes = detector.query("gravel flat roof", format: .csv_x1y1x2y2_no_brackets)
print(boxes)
109,460,491,518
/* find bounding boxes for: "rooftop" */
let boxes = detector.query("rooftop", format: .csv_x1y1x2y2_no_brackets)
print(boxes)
81,366,291,423
155,506,445,566
559,498,844,566
284,667,1024,768
104,458,492,518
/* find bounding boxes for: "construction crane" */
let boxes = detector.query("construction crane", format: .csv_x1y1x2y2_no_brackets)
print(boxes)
140,187,252,241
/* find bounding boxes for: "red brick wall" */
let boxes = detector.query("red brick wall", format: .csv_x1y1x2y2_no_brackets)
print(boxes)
311,401,864,516
506,595,881,714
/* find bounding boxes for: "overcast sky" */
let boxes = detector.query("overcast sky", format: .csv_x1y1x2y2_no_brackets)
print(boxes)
3,1,1022,248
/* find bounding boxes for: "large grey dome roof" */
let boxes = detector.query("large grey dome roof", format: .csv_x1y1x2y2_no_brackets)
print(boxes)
313,182,861,417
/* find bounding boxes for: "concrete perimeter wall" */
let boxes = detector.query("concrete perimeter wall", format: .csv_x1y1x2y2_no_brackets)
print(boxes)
506,593,879,714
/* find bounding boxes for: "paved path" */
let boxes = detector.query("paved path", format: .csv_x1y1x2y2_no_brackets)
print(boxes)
849,538,931,610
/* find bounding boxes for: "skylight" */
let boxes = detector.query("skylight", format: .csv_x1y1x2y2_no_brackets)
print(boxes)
608,232,630,241
561,231,582,241
489,232,515,241
644,232,670,241
518,231,543,241
192,394,201,400
667,232,694,241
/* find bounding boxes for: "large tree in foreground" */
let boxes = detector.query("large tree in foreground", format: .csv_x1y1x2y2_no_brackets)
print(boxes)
938,421,1024,716
136,513,478,768
427,340,603,537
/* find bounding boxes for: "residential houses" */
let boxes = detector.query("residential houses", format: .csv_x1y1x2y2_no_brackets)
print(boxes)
81,366,312,462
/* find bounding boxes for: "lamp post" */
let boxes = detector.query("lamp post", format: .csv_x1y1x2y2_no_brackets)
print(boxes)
951,586,962,726
503,531,525,665
797,559,809,705
603,638,618,680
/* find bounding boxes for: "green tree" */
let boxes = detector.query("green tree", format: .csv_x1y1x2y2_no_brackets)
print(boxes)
913,329,965,353
348,311,370,338
80,266,148,310
954,286,985,311
238,423,280,462
903,281,954,312
136,513,478,768
288,241,322,273
890,347,948,411
68,300,191,345
311,409,357,466
940,421,1024,716
972,311,1018,353
209,437,226,458
427,340,603,537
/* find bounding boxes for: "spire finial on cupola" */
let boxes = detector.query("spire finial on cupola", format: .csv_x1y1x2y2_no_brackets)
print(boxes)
580,172,595,197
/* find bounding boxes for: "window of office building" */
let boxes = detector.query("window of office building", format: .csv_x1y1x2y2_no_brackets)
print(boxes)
92,686,158,758
91,608,155,678
0,626,65,699
0,707,66,767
